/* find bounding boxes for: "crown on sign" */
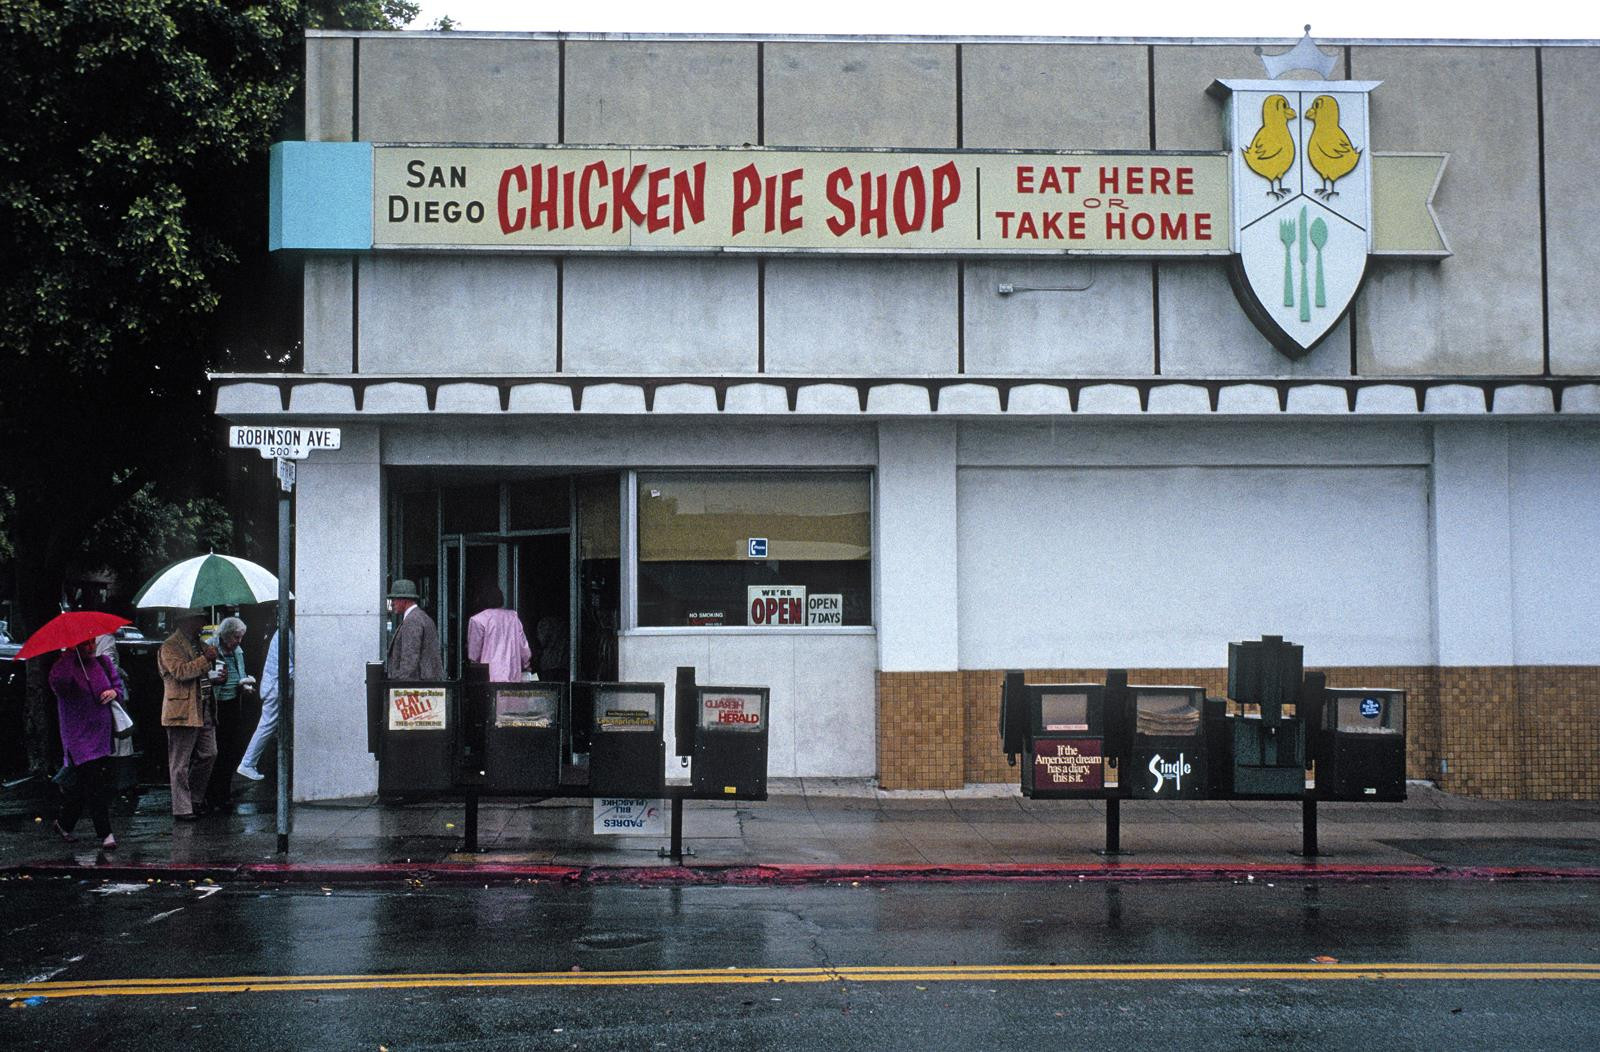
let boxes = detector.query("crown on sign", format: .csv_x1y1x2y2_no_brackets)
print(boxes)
1256,26,1339,80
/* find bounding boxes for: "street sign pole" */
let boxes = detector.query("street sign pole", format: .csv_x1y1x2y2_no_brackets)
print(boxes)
229,427,337,857
276,460,293,855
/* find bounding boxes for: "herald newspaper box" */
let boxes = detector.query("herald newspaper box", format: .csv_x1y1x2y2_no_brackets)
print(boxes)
691,685,770,800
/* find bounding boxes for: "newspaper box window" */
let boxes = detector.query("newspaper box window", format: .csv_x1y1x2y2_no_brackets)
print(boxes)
586,683,666,798
691,686,770,800
1315,687,1407,801
483,683,563,794
636,472,871,628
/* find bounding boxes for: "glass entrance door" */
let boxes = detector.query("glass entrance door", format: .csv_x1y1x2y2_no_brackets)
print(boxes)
440,531,575,681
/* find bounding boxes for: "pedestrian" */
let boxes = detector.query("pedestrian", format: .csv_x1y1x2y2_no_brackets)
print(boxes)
204,616,255,810
237,627,290,781
158,609,219,823
48,639,126,850
93,631,140,806
466,584,531,682
384,580,443,680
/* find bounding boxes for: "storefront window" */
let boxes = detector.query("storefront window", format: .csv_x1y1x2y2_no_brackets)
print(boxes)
636,472,871,628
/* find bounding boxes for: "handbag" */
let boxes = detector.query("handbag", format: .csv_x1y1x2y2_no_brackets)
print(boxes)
110,700,135,738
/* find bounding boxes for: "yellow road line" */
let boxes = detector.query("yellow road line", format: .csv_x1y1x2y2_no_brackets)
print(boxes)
5,962,1599,1001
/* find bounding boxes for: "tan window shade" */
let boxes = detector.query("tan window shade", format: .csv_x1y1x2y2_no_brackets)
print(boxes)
578,474,621,560
639,473,870,563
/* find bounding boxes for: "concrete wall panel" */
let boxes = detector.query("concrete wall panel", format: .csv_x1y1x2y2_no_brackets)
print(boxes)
962,44,1148,150
357,257,557,374
1159,264,1352,376
764,42,957,148
764,259,958,374
304,257,354,373
963,260,1154,375
1431,424,1515,666
357,38,559,143
1352,46,1543,375
562,258,758,374
1540,48,1600,374
565,41,757,146
305,37,353,142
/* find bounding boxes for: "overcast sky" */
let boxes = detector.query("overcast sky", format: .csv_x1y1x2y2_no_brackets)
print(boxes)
406,2,1599,40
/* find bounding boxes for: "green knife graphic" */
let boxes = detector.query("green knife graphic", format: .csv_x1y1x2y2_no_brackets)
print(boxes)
1298,206,1310,323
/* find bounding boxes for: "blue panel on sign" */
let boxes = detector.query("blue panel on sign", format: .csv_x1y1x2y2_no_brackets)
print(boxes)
269,141,374,251
748,538,768,558
1360,697,1382,719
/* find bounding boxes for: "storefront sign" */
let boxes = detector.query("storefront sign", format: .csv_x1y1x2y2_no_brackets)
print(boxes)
388,687,447,731
593,798,664,835
700,690,765,731
748,585,806,626
1033,739,1104,790
268,37,1447,360
806,593,843,626
687,610,725,626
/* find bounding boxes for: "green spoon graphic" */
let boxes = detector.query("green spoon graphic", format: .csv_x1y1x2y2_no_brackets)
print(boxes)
1310,217,1328,308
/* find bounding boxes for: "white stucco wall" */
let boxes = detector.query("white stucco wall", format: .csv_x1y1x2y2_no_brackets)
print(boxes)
1508,423,1600,664
620,631,879,778
293,425,384,801
954,421,1435,669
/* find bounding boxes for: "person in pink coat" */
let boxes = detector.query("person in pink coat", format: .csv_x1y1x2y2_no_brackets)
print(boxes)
466,585,532,682
49,639,126,849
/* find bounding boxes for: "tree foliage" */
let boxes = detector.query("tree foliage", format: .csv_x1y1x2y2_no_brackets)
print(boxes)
0,0,311,637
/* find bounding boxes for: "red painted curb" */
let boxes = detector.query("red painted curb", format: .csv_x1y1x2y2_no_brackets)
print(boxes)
5,860,1600,885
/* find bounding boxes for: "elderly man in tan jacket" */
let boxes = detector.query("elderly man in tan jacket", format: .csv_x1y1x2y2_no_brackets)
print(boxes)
158,609,219,822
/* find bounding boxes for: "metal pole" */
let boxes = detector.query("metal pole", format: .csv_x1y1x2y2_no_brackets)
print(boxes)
1105,797,1121,855
1301,798,1318,858
464,789,479,853
670,795,684,864
275,470,293,855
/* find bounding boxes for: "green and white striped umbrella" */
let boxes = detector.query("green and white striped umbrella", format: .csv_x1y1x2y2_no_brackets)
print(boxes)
132,553,290,609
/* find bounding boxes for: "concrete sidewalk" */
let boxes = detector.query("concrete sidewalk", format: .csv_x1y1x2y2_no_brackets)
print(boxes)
2,777,1598,882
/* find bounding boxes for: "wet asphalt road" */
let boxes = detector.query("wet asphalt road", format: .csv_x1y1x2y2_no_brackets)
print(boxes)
1,877,1597,1050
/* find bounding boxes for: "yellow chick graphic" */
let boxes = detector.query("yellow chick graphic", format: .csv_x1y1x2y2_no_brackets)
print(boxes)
1305,94,1361,198
1242,94,1297,199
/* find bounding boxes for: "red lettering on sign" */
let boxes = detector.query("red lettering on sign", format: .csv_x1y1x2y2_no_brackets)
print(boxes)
931,162,960,232
497,166,527,234
732,164,761,236
859,172,889,238
528,164,559,230
580,161,608,229
611,164,648,232
826,167,854,235
646,167,672,233
673,162,707,232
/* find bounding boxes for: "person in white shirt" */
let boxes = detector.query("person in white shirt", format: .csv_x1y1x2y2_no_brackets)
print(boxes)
237,628,289,782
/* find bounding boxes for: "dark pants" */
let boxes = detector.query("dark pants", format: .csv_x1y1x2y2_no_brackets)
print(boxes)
206,696,253,807
58,757,113,839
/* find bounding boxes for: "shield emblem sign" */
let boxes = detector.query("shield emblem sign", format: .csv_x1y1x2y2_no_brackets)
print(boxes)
1219,80,1379,357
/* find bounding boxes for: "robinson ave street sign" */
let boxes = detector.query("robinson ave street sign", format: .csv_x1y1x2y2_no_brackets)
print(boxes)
229,426,342,460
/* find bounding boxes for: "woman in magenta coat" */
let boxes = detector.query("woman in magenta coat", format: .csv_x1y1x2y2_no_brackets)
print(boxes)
49,639,125,849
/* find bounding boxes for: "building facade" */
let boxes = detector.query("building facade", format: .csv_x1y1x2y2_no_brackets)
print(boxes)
220,30,1600,801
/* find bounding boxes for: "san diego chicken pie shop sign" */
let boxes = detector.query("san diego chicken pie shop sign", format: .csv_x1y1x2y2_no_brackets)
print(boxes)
269,46,1447,358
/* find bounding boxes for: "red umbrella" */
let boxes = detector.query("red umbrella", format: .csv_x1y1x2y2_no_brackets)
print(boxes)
15,611,131,661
